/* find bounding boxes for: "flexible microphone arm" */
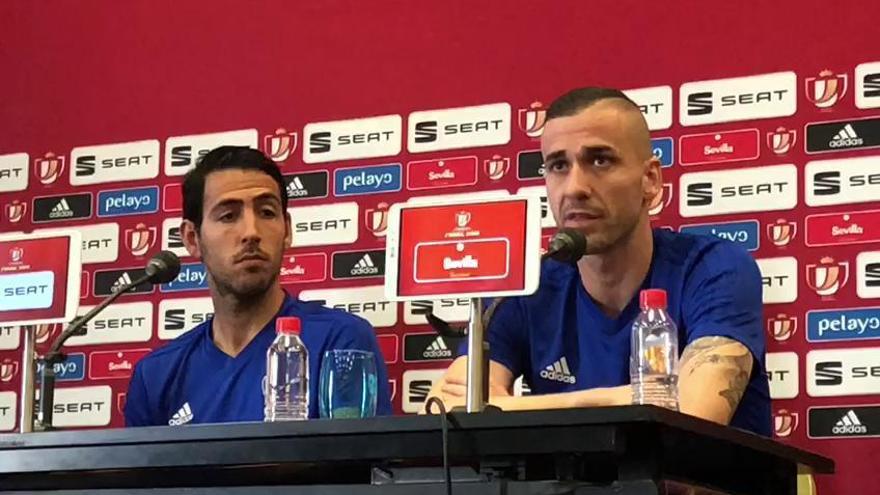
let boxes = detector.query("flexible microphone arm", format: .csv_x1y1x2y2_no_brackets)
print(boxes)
35,250,180,431
36,274,151,431
47,273,150,356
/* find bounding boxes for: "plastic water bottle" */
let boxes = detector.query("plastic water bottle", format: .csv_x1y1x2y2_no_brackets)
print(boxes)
630,289,679,410
264,316,309,421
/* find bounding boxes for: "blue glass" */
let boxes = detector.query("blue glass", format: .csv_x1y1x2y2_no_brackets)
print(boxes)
319,350,377,418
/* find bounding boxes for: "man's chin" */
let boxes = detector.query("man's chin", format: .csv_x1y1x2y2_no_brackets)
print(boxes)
219,275,277,301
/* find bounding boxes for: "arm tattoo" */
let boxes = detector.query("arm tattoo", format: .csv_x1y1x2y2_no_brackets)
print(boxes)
680,336,753,411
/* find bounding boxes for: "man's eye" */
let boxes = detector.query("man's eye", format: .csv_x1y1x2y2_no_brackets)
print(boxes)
592,156,612,168
546,161,568,172
261,209,277,218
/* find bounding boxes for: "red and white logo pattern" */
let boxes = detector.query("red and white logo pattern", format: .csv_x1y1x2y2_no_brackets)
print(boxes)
805,256,849,297
518,101,547,138
33,152,65,185
263,128,298,163
767,313,798,342
365,202,390,238
774,409,799,438
767,219,797,247
805,69,847,109
125,223,157,257
766,127,797,155
483,155,510,181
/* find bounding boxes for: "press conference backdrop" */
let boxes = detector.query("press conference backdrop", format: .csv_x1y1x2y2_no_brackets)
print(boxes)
0,1,878,492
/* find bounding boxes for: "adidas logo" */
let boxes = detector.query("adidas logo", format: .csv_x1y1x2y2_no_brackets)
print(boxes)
422,336,452,359
49,199,73,219
287,176,309,197
168,402,193,426
829,124,864,148
350,253,379,276
111,272,133,293
833,409,867,435
540,357,576,384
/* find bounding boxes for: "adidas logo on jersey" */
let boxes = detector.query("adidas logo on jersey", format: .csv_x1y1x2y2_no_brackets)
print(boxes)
422,336,452,359
829,124,864,148
110,272,133,293
168,402,193,426
350,254,379,276
286,176,309,197
49,199,74,219
540,357,576,384
833,409,867,435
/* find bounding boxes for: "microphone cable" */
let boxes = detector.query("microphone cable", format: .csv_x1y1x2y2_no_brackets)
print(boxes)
426,396,453,495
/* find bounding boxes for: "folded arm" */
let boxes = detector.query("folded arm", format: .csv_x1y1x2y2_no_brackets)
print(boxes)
424,356,629,413
426,334,753,427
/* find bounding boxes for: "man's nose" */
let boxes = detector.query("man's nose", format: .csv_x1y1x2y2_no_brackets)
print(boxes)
562,162,592,199
240,209,262,244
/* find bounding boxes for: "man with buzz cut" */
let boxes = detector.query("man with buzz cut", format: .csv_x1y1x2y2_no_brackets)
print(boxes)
429,87,771,436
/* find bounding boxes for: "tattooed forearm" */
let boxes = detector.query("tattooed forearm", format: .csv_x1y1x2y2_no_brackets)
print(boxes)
718,366,751,410
680,336,753,413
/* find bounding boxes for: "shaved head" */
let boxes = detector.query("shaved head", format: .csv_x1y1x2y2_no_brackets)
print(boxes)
546,87,653,161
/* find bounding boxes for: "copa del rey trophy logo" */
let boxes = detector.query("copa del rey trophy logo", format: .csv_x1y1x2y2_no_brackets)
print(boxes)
483,155,510,181
0,359,19,383
767,314,797,342
125,223,157,257
805,69,847,109
5,200,26,223
766,219,797,247
9,247,23,264
264,128,298,163
766,127,797,155
774,409,799,438
365,202,389,237
806,256,849,296
455,211,471,229
34,152,65,185
518,101,547,138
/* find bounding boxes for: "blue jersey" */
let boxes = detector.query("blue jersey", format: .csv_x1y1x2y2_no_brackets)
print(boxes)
125,293,392,426
478,229,770,436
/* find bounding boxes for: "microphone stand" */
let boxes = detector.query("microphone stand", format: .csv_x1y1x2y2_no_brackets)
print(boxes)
32,273,152,432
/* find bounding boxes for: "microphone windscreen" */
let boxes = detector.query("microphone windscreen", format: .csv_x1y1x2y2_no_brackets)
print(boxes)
146,250,181,284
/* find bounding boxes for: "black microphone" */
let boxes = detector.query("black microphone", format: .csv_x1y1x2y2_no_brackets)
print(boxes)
145,250,182,284
542,228,587,264
36,250,181,430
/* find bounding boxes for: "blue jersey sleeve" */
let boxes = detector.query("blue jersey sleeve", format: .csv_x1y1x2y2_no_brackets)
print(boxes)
456,297,529,378
681,242,765,362
124,362,156,427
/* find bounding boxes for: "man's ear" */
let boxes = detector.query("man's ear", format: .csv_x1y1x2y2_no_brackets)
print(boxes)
283,210,292,248
642,156,663,202
180,219,202,258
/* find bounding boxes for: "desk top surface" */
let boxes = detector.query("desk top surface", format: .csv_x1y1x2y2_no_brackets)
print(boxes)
0,406,833,472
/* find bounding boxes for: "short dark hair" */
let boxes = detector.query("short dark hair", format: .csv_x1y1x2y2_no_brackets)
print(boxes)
182,146,288,231
546,87,641,120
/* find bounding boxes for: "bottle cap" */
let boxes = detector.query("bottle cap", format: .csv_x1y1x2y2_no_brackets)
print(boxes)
276,316,301,335
639,289,667,310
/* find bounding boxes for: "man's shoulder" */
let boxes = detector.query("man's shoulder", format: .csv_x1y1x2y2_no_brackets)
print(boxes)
655,228,757,273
